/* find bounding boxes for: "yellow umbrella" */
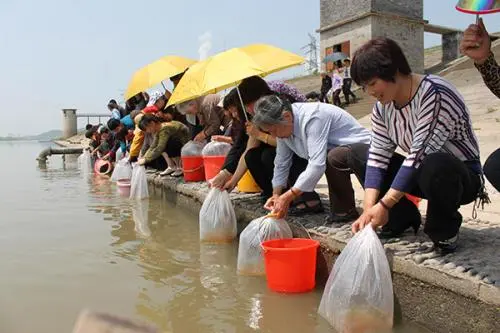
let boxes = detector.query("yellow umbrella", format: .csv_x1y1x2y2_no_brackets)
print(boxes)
167,44,305,106
124,56,197,100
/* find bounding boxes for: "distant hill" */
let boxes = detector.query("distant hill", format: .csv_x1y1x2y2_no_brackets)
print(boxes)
0,129,63,142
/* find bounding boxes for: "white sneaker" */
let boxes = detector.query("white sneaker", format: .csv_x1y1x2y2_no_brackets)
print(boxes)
160,167,175,176
171,168,184,177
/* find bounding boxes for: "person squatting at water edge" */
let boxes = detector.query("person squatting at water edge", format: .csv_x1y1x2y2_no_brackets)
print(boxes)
344,37,489,255
460,18,500,193
210,76,328,216
250,95,371,225
175,94,232,143
136,114,190,177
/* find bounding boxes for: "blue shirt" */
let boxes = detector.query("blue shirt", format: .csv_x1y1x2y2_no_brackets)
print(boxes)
272,102,371,192
120,115,135,130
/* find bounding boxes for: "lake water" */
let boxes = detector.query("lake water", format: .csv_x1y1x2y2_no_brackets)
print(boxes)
0,141,429,333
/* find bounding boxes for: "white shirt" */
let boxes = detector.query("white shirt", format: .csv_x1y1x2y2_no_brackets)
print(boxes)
272,103,371,192
330,72,343,92
343,66,351,79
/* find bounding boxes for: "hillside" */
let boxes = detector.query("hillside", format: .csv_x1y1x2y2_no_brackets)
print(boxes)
0,129,63,142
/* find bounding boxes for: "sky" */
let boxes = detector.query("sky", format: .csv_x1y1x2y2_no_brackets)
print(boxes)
0,0,499,136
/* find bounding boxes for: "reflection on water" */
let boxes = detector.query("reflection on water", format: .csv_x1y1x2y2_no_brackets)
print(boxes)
0,142,430,333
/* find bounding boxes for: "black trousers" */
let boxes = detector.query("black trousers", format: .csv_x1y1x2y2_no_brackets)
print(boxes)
145,137,183,170
483,148,500,192
332,89,341,106
244,144,318,201
319,91,330,103
329,143,481,242
342,78,356,104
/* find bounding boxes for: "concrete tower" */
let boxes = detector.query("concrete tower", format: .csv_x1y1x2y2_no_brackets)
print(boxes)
62,109,77,139
318,0,425,73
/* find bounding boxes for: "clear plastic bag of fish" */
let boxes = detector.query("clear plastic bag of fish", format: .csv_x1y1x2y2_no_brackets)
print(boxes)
181,140,205,157
201,141,232,157
237,215,293,276
111,159,132,182
199,188,237,243
78,149,93,175
318,225,393,333
129,164,149,200
115,149,125,162
132,200,151,237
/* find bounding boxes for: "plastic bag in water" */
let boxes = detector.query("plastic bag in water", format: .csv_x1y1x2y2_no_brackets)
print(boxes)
78,149,93,175
199,188,237,243
318,225,394,333
181,140,205,157
111,159,132,182
201,141,232,157
132,200,151,237
237,215,293,276
129,164,149,200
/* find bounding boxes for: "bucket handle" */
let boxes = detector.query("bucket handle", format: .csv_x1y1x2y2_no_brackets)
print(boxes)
183,165,204,173
264,213,313,240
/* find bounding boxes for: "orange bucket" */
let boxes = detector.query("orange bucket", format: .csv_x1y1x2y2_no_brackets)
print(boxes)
406,194,421,208
262,238,319,293
203,155,226,181
181,156,205,182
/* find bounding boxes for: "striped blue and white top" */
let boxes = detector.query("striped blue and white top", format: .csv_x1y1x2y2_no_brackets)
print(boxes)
365,75,482,192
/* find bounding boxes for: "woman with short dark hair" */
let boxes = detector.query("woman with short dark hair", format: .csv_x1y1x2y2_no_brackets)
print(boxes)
347,37,486,254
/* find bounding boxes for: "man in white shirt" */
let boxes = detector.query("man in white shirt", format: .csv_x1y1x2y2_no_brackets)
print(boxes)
342,59,357,104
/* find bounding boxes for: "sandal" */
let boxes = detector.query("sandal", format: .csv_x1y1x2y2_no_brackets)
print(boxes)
288,200,324,216
324,209,360,225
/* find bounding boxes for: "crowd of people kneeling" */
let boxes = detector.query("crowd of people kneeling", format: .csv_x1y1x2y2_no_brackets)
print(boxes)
85,31,500,256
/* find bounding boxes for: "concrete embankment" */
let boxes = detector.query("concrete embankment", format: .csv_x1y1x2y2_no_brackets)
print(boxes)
147,172,500,333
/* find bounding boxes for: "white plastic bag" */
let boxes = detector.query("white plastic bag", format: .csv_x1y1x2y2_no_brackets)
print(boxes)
202,141,231,157
129,164,149,200
199,188,237,242
237,215,293,276
78,149,93,175
318,225,394,333
115,149,124,162
111,159,132,182
132,200,151,237
181,140,205,156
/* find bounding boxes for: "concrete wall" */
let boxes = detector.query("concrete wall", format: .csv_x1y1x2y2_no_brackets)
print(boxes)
442,31,464,63
372,16,425,73
371,0,423,20
320,0,371,28
320,17,373,70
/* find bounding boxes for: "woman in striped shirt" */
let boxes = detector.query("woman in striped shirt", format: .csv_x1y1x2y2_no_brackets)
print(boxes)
346,37,485,254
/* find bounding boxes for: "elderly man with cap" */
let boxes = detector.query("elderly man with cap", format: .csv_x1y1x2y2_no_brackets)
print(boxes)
176,94,231,143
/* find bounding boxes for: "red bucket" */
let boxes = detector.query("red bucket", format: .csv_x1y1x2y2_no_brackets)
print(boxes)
181,156,205,182
203,156,226,181
262,238,319,293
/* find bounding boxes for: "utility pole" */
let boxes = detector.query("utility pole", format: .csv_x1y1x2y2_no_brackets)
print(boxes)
301,33,319,75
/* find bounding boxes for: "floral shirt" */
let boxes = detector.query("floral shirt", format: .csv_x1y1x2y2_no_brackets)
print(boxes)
268,80,307,102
